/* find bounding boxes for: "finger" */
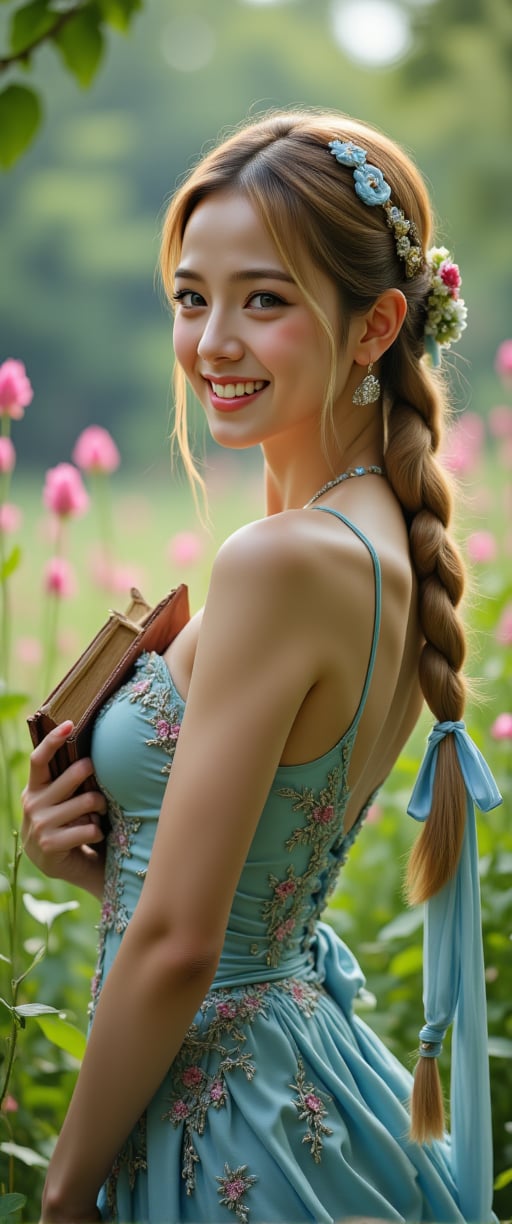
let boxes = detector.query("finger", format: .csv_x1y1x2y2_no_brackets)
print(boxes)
28,721,75,787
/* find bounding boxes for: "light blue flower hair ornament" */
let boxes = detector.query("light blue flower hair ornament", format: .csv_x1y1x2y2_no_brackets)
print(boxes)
329,138,423,279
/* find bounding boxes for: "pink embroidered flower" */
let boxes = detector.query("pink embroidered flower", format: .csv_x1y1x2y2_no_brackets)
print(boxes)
0,359,33,419
467,531,497,564
488,405,512,439
72,425,120,473
216,1000,238,1020
0,502,22,533
224,1178,248,1201
210,1080,225,1101
312,804,335,824
275,917,295,942
43,557,77,599
181,1064,204,1088
170,1099,189,1121
291,982,306,1002
304,1092,322,1113
439,261,461,294
495,339,512,384
167,531,204,567
275,878,297,899
0,436,15,473
496,603,512,646
490,713,512,740
101,899,115,924
43,463,89,518
156,719,171,738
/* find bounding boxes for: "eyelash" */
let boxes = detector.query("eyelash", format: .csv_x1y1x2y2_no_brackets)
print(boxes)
171,290,288,310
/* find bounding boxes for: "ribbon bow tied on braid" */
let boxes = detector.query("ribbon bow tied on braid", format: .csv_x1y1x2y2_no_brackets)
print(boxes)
407,719,502,1223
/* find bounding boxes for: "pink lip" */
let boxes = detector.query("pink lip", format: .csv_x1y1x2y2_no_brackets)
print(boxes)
205,379,268,413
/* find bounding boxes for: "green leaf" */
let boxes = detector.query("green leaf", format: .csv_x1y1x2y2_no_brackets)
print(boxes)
494,1166,512,1191
389,945,423,977
0,1195,27,1219
35,1012,86,1060
488,1036,512,1059
0,1141,48,1168
9,0,56,55
53,6,104,86
14,1002,59,1017
0,545,21,580
0,84,42,169
22,893,79,927
378,907,424,941
0,692,28,719
97,0,141,31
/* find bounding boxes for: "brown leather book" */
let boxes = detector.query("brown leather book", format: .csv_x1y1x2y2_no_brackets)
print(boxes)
27,584,189,786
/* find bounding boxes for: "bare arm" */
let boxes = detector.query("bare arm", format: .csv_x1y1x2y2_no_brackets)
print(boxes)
41,522,322,1221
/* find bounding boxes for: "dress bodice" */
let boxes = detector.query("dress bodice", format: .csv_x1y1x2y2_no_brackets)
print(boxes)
90,509,382,999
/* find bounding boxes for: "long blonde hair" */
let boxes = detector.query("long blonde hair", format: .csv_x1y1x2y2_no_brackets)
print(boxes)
160,111,468,1140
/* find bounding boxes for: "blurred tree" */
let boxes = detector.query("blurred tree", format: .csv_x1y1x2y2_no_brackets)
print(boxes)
0,0,142,166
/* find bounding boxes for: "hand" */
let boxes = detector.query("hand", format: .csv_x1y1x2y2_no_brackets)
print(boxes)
22,722,108,897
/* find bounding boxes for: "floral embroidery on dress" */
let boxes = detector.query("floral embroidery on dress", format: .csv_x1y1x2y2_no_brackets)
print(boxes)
126,653,183,774
216,1163,258,1223
164,978,322,1196
89,786,142,1014
105,1113,147,1220
290,1057,333,1163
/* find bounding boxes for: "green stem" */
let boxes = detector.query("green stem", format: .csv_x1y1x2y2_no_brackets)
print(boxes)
41,518,66,695
0,417,13,685
92,471,115,565
0,833,23,1122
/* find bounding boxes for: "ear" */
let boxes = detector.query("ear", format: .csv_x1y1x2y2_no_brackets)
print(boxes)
353,289,407,366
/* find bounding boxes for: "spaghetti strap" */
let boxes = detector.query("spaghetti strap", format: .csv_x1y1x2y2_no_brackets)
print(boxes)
312,506,382,736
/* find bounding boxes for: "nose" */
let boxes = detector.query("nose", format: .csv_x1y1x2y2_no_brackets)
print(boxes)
196,309,244,364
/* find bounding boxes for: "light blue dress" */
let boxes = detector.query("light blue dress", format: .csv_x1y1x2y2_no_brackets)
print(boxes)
90,509,491,1224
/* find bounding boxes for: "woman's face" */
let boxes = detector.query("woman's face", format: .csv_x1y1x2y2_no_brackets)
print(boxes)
172,190,354,453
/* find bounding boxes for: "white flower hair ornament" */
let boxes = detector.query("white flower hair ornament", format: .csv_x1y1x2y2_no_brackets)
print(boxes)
328,141,467,367
423,246,468,367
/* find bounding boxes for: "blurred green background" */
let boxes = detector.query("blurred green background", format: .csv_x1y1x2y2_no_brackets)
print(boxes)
1,0,511,474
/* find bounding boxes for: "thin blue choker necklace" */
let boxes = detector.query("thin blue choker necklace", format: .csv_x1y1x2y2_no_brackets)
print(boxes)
303,464,384,509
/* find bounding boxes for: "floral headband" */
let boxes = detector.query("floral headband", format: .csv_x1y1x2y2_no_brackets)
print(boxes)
328,139,467,362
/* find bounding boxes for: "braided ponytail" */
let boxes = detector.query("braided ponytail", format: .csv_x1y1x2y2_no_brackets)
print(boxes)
384,335,468,1141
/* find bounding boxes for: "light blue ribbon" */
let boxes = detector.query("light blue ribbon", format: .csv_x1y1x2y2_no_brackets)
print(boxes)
407,719,502,1223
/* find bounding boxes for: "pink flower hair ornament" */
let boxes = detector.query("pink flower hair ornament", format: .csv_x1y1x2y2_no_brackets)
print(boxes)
424,247,467,367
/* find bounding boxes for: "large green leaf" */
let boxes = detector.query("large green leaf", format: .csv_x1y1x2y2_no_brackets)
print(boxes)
0,1141,48,1168
53,6,104,86
35,1011,86,1060
0,84,42,169
9,0,56,55
0,1195,27,1219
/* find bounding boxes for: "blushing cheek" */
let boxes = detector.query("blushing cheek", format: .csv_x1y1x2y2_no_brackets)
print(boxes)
172,318,197,380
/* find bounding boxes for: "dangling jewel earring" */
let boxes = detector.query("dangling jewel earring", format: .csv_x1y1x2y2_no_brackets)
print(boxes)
352,362,381,406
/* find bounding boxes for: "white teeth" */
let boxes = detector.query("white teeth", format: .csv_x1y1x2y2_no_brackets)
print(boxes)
211,380,265,399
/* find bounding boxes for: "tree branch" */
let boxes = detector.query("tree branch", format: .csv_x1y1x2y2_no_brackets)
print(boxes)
0,4,86,73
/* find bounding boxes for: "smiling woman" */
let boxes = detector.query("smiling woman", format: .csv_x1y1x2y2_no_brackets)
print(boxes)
22,109,499,1224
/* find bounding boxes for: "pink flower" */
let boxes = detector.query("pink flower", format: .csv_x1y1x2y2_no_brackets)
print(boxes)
442,413,484,475
0,436,15,473
488,405,512,440
304,1092,322,1113
16,636,42,666
167,531,204,567
210,1080,225,1101
275,917,295,942
170,1099,189,1121
224,1179,247,1201
0,502,22,533
72,425,120,474
275,878,297,899
490,713,512,740
495,340,512,384
43,557,77,598
467,531,497,564
216,1000,238,1020
1,1094,18,1113
439,261,461,294
43,464,89,518
181,1065,203,1088
0,359,33,419
496,603,512,646
312,804,335,824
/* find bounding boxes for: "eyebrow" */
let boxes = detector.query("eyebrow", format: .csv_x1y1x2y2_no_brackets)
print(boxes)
174,266,295,284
